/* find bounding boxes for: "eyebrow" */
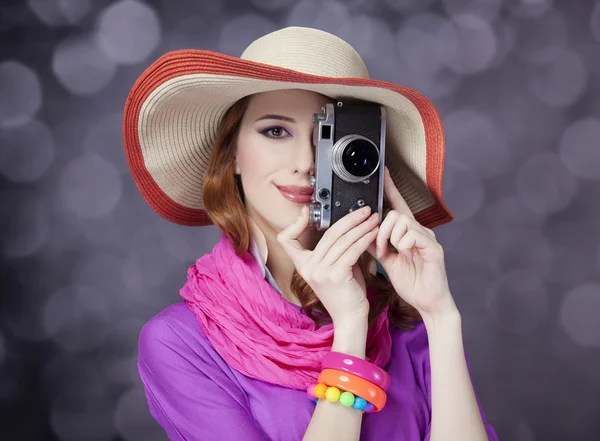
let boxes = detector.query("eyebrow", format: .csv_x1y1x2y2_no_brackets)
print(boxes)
254,114,297,124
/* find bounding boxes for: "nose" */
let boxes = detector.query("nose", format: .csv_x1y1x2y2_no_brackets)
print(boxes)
294,130,316,177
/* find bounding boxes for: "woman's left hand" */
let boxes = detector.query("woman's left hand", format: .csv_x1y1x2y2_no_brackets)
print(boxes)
366,166,457,319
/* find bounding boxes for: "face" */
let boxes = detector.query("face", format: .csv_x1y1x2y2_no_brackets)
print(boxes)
234,89,332,240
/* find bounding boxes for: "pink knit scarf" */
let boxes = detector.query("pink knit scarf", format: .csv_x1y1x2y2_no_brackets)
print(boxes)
180,234,392,390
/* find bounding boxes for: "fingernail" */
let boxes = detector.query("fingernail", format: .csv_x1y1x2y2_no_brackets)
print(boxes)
360,206,371,215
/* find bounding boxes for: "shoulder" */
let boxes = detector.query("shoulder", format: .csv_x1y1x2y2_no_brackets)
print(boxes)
138,302,213,363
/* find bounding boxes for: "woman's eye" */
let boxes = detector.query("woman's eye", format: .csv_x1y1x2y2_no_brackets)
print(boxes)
260,126,290,139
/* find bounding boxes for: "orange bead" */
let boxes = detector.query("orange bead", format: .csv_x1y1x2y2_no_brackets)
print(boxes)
313,383,327,399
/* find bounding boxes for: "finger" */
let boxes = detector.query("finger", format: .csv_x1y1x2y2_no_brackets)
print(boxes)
396,229,444,262
321,212,380,266
276,205,311,265
375,210,404,258
311,205,373,263
336,226,380,269
390,214,437,246
383,165,414,220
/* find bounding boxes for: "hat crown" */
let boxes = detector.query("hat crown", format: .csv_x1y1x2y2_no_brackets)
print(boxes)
240,26,370,79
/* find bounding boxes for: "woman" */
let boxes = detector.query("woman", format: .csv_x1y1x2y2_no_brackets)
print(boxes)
124,27,499,441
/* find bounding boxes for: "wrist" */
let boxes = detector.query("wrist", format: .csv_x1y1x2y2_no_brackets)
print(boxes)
332,316,369,359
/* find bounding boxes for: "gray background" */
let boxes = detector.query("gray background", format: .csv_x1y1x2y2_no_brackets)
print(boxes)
1,0,599,440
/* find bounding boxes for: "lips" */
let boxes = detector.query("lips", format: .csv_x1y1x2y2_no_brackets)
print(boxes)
276,184,314,204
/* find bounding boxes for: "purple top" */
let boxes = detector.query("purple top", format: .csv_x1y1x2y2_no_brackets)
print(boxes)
138,301,499,440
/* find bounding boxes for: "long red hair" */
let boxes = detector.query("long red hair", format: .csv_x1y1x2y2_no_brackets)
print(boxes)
202,94,422,331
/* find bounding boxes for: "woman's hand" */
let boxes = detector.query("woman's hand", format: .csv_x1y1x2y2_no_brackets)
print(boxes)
277,204,380,324
366,166,457,319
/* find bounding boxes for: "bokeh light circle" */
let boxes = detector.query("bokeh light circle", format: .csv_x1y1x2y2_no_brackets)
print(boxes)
559,283,600,347
0,60,42,129
559,117,600,180
58,154,123,219
94,0,162,65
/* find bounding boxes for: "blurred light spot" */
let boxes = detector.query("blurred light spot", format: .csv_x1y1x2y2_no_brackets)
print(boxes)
439,14,497,74
84,112,130,174
516,152,578,215
249,0,296,10
528,49,587,108
43,285,112,353
0,60,42,128
559,117,600,180
95,0,161,65
286,0,350,36
50,384,116,441
559,283,600,347
0,119,55,183
441,164,485,222
52,36,117,96
484,269,549,335
218,14,278,57
444,109,510,178
59,154,122,219
158,220,219,264
514,8,567,63
489,19,517,68
509,0,553,18
382,0,435,13
483,196,545,228
441,0,503,21
592,3,600,45
115,387,166,441
394,13,461,97
27,0,92,26
1,191,49,258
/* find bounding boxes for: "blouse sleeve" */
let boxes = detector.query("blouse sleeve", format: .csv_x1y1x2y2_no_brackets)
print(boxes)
137,312,269,441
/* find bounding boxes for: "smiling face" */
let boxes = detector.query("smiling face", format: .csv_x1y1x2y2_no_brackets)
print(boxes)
234,89,332,238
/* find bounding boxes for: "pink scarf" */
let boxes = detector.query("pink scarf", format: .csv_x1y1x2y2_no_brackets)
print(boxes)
180,234,392,390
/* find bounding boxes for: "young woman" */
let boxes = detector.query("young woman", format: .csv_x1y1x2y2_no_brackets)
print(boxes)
123,27,498,441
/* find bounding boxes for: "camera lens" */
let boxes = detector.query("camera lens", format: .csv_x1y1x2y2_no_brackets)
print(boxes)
342,139,379,177
331,134,380,182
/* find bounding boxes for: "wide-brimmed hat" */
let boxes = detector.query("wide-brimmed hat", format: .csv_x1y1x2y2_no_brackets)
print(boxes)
122,26,454,229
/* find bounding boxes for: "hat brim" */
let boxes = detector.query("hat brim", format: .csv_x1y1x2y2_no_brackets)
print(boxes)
123,49,454,229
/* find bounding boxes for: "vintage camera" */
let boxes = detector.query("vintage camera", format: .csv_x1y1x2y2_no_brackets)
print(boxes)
308,100,386,231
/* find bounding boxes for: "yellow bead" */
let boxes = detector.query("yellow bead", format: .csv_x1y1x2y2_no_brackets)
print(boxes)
313,384,327,399
325,386,341,402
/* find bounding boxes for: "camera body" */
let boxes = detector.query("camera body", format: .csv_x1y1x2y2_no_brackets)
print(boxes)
309,100,386,231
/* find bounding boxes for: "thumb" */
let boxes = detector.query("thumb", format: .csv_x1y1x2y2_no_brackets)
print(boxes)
276,205,311,265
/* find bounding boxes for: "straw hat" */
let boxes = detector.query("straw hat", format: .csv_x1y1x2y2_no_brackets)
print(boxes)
122,26,454,229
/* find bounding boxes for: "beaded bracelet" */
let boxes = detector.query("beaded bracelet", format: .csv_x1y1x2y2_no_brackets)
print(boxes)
306,383,376,414
318,368,387,412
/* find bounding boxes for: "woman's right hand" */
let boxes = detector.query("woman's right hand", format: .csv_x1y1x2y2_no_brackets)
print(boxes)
277,204,380,325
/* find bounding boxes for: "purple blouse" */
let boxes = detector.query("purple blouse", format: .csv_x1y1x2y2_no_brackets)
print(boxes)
137,300,499,440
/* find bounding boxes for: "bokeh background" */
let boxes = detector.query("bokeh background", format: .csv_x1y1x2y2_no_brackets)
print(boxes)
1,0,599,439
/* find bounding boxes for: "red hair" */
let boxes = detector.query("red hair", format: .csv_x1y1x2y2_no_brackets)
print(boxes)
202,94,422,331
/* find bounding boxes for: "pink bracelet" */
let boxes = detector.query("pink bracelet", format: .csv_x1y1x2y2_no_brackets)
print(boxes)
321,351,391,392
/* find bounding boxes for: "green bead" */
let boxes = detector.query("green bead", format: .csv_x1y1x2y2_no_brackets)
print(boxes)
339,391,355,407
